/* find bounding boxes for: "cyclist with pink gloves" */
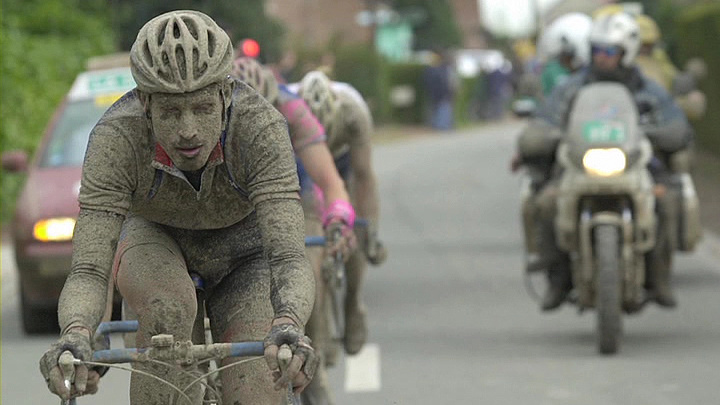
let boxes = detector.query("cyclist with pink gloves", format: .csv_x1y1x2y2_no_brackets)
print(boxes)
233,57,356,404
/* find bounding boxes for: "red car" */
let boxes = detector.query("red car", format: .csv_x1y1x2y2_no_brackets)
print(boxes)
2,65,135,333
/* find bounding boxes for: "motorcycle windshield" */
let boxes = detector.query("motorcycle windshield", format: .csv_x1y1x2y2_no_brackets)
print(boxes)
566,82,640,162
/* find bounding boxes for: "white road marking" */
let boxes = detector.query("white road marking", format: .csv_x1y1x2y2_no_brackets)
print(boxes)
344,343,381,392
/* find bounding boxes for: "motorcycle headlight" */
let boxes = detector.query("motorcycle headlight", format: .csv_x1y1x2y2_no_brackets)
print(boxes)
582,148,626,176
33,217,76,242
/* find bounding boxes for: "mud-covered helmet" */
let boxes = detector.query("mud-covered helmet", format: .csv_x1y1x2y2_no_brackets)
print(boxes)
589,12,641,67
635,14,661,45
231,57,279,104
130,10,234,94
539,12,593,69
298,71,339,134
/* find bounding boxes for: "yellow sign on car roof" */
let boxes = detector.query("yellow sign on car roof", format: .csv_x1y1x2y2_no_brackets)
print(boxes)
68,67,136,101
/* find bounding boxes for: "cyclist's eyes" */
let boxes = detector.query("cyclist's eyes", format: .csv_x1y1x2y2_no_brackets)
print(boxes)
193,104,215,115
159,107,181,119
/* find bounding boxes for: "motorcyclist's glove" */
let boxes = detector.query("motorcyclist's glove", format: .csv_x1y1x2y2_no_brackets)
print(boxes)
39,326,100,400
263,321,319,394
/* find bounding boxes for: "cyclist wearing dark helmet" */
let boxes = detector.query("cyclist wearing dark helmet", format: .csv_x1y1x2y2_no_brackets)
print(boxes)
39,10,318,404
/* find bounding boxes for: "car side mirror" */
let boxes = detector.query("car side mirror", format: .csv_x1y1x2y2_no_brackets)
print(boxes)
512,98,537,118
2,150,29,172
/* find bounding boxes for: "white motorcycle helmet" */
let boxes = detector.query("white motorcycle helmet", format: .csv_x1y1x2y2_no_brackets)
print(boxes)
539,12,593,69
589,12,641,67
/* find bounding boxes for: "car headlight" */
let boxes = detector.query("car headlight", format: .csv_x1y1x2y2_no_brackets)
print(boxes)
33,218,76,242
582,148,626,176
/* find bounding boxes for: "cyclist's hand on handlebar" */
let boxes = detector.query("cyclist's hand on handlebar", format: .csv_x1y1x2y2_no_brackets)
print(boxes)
324,220,356,257
322,199,357,257
263,319,319,394
366,237,388,265
39,327,99,400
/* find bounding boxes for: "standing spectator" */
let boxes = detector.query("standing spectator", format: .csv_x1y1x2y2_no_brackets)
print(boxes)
423,50,457,130
485,60,513,120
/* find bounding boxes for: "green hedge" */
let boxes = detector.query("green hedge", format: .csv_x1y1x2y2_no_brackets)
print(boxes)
333,53,484,126
386,62,427,124
333,43,391,124
675,2,720,155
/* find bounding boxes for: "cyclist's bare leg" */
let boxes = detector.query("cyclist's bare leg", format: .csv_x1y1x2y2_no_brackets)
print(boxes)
343,247,368,355
207,254,286,405
115,222,200,404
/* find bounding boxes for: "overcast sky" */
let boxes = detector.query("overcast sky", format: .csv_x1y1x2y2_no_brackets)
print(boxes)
480,0,563,37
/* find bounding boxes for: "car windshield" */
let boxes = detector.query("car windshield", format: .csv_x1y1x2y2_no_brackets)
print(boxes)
40,99,110,167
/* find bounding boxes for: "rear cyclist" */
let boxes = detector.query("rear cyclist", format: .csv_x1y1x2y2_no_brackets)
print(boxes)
39,10,318,404
293,71,388,358
232,57,356,405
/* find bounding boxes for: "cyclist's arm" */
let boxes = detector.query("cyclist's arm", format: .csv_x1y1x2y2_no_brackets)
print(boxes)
58,122,134,334
240,112,315,327
297,143,349,207
278,96,350,206
59,209,124,334
347,101,379,226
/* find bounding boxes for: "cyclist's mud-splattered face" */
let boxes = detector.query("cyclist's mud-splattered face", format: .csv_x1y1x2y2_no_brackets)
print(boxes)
149,85,223,171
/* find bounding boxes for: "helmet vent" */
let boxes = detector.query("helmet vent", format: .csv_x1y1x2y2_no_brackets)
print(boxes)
143,42,153,67
158,21,168,44
207,32,216,57
183,18,199,40
173,21,181,39
175,46,187,80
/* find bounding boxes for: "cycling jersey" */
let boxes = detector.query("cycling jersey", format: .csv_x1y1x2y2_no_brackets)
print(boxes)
58,80,313,333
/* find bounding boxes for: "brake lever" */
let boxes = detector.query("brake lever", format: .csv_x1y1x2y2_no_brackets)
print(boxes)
59,351,77,405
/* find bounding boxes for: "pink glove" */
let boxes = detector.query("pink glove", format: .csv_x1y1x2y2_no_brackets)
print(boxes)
322,200,357,256
322,199,356,229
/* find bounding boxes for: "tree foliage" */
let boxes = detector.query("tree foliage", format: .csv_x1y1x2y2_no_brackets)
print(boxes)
107,0,286,62
1,0,116,221
391,0,462,50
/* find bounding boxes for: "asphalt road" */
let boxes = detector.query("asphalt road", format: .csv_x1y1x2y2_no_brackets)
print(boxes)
3,121,720,404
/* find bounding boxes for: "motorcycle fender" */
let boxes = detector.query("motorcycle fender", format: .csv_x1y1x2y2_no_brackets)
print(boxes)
678,173,702,251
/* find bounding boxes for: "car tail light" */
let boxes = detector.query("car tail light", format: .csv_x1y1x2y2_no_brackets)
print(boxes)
33,218,76,242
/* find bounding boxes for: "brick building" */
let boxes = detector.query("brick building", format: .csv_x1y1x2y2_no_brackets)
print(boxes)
266,0,485,49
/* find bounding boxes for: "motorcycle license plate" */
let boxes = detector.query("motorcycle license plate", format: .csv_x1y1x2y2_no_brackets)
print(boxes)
582,120,626,143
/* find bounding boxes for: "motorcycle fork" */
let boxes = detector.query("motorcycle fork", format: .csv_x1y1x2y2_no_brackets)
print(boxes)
574,200,640,309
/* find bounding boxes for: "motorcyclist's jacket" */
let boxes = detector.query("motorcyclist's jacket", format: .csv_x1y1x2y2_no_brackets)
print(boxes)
537,66,692,155
59,80,313,333
540,59,571,97
636,53,675,91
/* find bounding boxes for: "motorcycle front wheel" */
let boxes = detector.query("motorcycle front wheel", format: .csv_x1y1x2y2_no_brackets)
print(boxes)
594,224,623,355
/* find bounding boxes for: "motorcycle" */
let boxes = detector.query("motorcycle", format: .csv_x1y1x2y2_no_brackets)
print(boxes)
547,82,669,354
